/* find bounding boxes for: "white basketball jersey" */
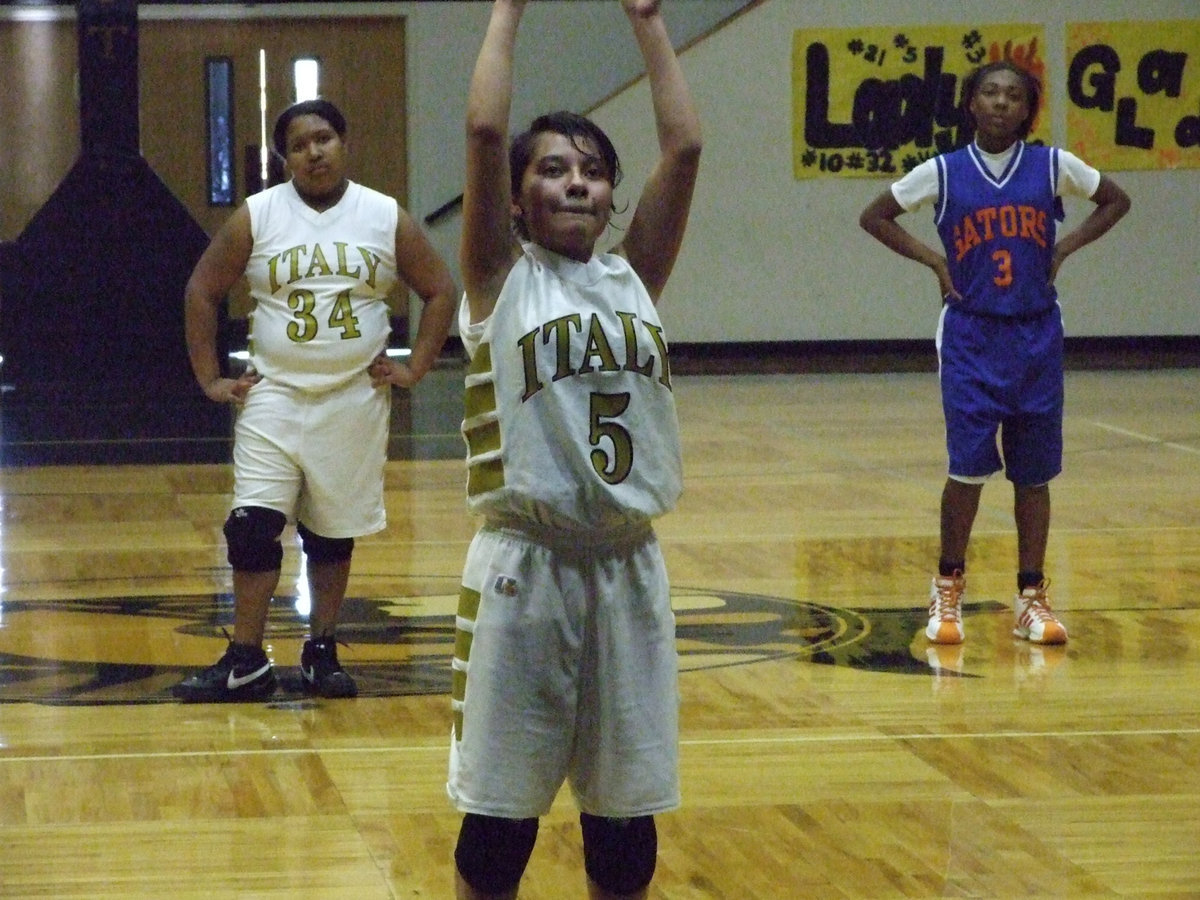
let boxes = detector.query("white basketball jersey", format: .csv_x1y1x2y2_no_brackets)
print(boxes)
244,180,398,393
460,243,682,532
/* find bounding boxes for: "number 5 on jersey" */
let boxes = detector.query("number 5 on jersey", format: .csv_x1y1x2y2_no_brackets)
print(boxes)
590,392,632,484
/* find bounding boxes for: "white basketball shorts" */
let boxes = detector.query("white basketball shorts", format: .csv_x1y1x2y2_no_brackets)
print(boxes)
231,373,389,538
448,522,680,819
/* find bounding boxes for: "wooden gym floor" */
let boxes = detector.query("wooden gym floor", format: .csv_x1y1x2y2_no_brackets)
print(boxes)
0,361,1197,898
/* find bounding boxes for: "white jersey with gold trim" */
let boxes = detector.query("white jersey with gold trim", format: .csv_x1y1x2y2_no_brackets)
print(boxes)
244,180,398,393
459,243,682,533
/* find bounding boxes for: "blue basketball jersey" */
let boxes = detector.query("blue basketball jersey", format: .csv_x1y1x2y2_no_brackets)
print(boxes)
933,142,1060,318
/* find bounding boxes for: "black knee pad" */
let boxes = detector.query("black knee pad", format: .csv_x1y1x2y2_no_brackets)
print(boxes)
580,814,658,896
223,506,287,572
297,522,354,564
454,814,538,896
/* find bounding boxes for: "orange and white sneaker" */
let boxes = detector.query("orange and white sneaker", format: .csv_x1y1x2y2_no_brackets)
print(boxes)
1013,580,1068,644
926,573,965,644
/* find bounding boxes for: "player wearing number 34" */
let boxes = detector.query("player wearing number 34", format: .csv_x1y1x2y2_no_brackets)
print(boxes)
175,99,456,703
859,61,1129,650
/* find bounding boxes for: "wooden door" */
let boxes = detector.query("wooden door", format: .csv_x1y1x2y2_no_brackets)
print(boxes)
0,18,79,241
138,17,409,316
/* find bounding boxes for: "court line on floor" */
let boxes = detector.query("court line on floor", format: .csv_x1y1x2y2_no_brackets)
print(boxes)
681,727,1200,745
3,726,1198,764
1089,421,1200,455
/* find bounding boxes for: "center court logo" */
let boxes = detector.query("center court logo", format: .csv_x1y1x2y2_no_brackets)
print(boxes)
0,588,959,706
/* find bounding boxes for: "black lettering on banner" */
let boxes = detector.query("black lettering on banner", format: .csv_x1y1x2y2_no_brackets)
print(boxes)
1068,44,1120,110
804,42,858,148
797,28,1034,177
807,42,959,153
1116,96,1156,149
1069,40,1197,152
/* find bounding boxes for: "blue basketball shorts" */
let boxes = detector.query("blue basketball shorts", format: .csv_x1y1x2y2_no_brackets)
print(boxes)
935,304,1064,486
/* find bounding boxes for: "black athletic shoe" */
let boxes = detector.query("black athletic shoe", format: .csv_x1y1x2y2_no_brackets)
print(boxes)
300,637,358,698
172,642,277,703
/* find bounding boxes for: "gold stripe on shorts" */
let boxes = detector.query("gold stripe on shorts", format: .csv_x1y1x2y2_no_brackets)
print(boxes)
452,585,481,741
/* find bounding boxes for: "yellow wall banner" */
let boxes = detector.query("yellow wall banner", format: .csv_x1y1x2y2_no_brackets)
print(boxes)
792,24,1049,179
1066,20,1200,170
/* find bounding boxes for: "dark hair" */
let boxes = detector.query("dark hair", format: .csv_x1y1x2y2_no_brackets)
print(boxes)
509,111,623,239
960,61,1042,140
272,99,347,156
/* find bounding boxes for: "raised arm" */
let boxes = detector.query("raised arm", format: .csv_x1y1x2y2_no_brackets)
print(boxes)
461,0,526,324
616,0,703,302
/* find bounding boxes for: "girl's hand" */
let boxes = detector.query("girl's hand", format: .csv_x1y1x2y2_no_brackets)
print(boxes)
621,0,662,18
369,353,419,390
931,258,962,304
204,369,260,404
